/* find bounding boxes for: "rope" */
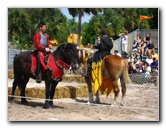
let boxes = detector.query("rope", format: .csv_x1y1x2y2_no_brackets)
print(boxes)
8,95,158,111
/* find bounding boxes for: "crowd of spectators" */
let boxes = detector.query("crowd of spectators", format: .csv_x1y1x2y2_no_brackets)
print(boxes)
127,33,158,76
114,33,158,77
86,32,158,78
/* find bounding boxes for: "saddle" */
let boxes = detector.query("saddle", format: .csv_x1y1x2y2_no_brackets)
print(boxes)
26,51,70,81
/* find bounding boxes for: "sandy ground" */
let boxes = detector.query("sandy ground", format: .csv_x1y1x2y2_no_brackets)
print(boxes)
8,81,159,121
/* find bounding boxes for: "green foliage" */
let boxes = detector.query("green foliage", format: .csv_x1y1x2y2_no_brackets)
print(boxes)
8,8,71,49
8,8,158,48
81,8,158,45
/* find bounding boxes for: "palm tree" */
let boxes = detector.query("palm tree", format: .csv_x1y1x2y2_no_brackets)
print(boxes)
68,8,103,46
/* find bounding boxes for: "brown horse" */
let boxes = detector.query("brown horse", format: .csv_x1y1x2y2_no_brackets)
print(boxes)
79,49,131,106
10,43,79,109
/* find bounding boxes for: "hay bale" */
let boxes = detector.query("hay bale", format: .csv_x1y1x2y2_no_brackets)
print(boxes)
8,84,89,100
8,69,14,79
8,69,90,100
8,70,86,83
62,75,86,83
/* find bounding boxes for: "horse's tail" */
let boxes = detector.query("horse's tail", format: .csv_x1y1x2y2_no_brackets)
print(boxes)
13,53,23,91
122,59,132,84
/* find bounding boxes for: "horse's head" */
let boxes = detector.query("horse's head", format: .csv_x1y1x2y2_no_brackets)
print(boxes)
54,43,79,70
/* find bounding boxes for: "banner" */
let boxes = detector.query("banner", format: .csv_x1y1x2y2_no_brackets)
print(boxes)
140,11,153,20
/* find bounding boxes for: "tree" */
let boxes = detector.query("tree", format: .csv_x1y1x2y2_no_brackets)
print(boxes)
81,8,158,45
8,8,69,47
68,8,103,46
8,8,31,49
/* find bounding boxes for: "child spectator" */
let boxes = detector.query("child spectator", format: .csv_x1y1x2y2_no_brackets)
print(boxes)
136,34,142,44
145,54,153,66
128,62,137,74
143,61,151,77
133,38,139,51
151,57,158,74
144,33,151,44
145,38,155,55
138,40,148,56
151,48,158,61
114,50,121,57
135,51,142,62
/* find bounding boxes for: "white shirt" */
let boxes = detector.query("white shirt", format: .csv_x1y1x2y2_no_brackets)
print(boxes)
145,58,153,65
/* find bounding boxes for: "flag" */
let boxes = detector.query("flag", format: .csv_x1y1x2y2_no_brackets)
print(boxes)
140,11,153,20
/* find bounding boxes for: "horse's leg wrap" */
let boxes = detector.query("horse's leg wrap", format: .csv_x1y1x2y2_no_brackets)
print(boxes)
87,92,93,103
95,91,100,103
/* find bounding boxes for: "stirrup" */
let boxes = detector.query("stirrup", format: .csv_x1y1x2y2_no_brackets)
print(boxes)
36,75,42,83
82,73,89,78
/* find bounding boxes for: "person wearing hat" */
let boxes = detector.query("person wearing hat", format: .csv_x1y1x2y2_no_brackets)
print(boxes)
120,32,128,54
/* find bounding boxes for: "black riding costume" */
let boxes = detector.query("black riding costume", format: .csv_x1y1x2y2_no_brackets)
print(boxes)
82,28,113,78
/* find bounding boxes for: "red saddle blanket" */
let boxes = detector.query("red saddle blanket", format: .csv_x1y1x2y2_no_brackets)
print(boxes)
31,53,70,80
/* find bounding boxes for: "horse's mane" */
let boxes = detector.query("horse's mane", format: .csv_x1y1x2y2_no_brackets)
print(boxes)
55,43,77,52
53,43,77,60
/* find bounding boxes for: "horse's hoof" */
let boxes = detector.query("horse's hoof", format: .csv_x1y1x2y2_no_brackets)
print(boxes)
87,100,96,104
21,98,29,105
87,101,90,104
49,101,54,108
96,101,100,104
44,104,52,109
44,101,52,109
120,103,124,106
10,100,15,103
21,100,29,105
112,102,118,106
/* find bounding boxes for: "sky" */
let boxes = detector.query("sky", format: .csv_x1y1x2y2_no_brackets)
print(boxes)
60,8,93,23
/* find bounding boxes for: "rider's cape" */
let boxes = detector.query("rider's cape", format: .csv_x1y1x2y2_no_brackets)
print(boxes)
91,36,113,96
31,53,70,81
91,56,113,96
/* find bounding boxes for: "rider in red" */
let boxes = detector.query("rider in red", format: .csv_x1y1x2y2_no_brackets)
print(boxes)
34,22,52,83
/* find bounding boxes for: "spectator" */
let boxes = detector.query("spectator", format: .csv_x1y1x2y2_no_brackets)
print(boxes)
129,50,136,59
144,33,151,44
120,32,128,53
143,61,151,77
135,63,143,74
151,48,158,61
151,57,158,73
145,38,155,55
136,34,142,44
145,54,153,66
138,40,148,56
114,50,121,57
135,51,142,62
133,38,139,51
128,62,137,74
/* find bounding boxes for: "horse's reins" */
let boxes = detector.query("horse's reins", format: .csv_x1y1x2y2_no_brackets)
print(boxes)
48,48,73,75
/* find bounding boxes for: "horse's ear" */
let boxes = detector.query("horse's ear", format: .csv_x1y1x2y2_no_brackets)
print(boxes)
62,43,67,50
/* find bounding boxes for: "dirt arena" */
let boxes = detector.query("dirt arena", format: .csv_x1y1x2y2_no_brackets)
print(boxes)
8,81,159,121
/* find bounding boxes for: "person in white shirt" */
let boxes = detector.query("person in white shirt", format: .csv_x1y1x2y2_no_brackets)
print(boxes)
120,32,128,53
114,50,121,57
145,54,153,65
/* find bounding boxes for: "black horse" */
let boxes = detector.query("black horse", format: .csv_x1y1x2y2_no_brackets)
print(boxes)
10,43,79,109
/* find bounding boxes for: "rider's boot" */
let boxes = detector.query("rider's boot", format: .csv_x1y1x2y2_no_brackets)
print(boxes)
36,71,42,83
35,50,42,83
